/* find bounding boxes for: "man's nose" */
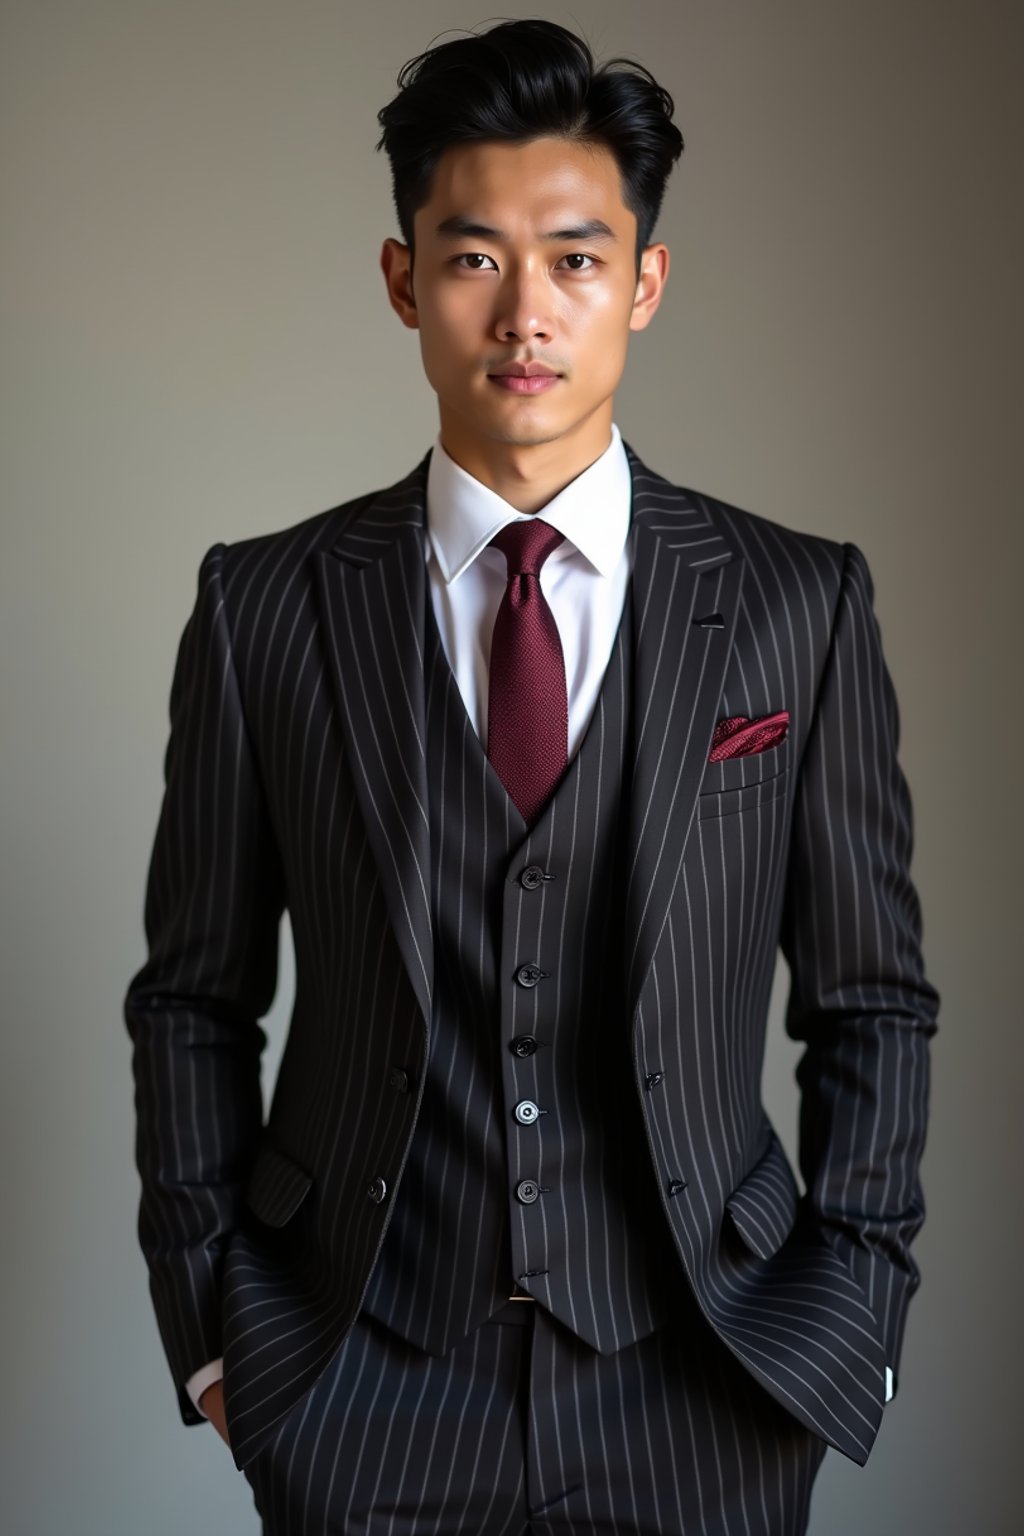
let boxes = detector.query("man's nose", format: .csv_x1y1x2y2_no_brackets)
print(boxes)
492,268,554,344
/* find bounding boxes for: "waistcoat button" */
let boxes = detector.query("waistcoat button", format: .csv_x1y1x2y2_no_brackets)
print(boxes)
516,962,545,988
514,1099,540,1125
367,1175,388,1204
515,1179,540,1204
519,864,549,891
510,1034,538,1057
388,1067,410,1092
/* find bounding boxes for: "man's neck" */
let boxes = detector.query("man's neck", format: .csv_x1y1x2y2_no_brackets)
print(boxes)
437,409,614,514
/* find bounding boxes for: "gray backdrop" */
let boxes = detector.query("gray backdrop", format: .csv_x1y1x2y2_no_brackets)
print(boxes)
2,2,1021,1532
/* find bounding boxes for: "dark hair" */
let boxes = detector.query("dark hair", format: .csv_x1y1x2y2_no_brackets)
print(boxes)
375,18,684,273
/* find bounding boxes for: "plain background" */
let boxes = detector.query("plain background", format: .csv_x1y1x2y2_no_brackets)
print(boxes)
2,2,1021,1532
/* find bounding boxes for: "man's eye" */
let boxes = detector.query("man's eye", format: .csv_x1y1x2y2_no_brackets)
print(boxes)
557,253,596,271
454,253,497,270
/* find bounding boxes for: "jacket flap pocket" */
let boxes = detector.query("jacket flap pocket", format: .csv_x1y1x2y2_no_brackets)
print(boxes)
724,1128,799,1260
244,1138,314,1228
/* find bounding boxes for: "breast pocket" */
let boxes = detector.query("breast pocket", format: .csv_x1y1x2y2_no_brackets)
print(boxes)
698,735,792,820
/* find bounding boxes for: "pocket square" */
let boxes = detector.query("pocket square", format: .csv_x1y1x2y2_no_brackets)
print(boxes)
709,711,789,762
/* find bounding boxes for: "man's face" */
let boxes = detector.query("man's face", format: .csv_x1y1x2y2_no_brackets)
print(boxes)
381,136,668,452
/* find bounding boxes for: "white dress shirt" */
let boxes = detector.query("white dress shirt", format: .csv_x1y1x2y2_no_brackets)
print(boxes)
185,420,894,1413
424,419,633,757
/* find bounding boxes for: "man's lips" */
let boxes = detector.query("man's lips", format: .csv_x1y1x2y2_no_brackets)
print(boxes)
487,373,561,394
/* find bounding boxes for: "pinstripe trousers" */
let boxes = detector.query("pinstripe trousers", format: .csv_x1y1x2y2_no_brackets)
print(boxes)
241,1291,827,1535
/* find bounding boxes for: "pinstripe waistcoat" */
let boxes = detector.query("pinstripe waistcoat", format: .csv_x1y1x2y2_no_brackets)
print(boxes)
124,440,939,1474
361,577,681,1355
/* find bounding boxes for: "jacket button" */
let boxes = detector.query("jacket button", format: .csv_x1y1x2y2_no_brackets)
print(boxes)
388,1067,410,1093
510,1034,538,1057
514,1100,540,1125
519,864,550,891
515,1179,540,1204
516,962,545,988
367,1175,388,1204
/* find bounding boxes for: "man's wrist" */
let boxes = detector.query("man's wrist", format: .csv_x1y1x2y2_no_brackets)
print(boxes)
186,1358,224,1416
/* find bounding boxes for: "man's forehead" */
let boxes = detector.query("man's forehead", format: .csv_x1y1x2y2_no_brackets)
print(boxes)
428,139,622,196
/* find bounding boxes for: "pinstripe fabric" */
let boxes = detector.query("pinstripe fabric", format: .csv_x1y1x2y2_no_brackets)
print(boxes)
241,1294,827,1534
242,1303,531,1535
362,575,679,1355
124,440,938,1486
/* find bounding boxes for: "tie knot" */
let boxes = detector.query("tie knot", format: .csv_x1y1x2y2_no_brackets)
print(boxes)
489,517,564,578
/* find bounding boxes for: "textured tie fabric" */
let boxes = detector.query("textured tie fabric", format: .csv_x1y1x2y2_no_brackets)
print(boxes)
486,518,569,824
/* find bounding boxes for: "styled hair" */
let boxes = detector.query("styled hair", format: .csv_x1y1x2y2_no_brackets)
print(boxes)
375,18,684,272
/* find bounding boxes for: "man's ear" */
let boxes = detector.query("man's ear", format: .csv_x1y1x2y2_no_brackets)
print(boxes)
629,243,670,333
380,238,419,330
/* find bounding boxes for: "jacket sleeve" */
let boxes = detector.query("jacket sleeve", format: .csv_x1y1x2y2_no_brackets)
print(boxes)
778,540,939,1398
123,543,286,1424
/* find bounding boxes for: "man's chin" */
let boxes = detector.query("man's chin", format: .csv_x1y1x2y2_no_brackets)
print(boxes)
466,401,577,449
485,423,569,448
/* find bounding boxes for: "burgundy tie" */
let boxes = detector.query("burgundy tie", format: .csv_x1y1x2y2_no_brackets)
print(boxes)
486,518,569,824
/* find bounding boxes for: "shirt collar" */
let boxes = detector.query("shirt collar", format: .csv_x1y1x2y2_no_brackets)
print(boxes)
425,421,631,584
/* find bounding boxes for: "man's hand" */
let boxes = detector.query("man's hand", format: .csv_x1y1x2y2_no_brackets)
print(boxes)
199,1380,231,1447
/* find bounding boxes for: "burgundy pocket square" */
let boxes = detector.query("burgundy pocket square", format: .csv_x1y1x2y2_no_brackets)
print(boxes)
709,711,790,762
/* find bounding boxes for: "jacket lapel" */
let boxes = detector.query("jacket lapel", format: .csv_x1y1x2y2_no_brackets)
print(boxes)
313,454,434,1028
622,443,745,1016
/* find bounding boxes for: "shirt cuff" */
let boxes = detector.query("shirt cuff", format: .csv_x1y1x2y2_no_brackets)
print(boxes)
884,1365,894,1403
185,1358,224,1416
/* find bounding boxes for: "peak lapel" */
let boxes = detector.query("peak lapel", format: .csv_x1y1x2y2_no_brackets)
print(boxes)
623,444,745,1015
313,454,434,1027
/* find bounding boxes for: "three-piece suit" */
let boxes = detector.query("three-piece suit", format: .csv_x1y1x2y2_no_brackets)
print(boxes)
124,434,938,1534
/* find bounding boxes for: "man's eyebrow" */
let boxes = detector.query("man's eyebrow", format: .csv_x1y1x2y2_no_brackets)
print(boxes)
434,215,617,243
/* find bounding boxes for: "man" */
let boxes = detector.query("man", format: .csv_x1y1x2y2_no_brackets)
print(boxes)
124,18,939,1535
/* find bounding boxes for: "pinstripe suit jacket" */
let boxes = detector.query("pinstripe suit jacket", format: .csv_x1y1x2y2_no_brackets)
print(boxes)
124,440,939,1473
